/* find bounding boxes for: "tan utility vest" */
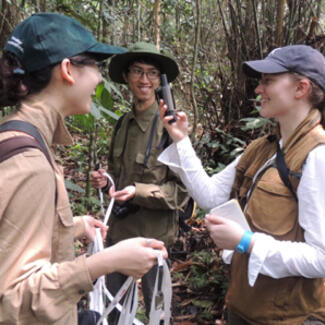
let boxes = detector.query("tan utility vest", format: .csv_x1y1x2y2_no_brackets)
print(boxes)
228,109,325,325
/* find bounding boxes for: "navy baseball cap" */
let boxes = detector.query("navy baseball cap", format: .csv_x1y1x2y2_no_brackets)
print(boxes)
243,45,325,90
4,12,126,73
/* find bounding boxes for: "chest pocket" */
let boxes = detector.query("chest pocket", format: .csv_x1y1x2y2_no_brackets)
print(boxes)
135,151,167,183
246,167,298,237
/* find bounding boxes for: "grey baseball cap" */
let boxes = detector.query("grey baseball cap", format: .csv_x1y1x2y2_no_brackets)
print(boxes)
243,45,325,90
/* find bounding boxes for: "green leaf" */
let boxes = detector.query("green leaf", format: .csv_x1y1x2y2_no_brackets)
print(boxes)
103,79,124,99
65,180,85,193
98,106,120,120
100,87,114,110
90,102,102,120
96,82,104,99
192,300,214,308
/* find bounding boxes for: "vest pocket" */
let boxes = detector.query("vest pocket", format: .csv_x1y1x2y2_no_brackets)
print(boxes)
246,170,298,236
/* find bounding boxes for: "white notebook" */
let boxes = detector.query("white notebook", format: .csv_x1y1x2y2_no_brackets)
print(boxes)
210,199,251,231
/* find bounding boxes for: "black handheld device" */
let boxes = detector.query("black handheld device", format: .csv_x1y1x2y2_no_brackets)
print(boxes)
155,74,177,124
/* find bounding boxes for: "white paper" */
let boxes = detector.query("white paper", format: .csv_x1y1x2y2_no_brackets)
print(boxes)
210,199,251,231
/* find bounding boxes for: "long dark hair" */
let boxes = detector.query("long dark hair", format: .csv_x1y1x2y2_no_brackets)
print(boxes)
0,52,55,109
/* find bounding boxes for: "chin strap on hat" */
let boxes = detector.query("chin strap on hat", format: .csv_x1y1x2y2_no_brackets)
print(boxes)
89,173,172,325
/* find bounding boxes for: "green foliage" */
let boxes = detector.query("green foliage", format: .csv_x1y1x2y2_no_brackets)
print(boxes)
188,250,226,291
240,116,271,131
194,127,245,175
171,242,229,322
74,239,84,256
64,77,127,203
136,304,148,324
65,179,85,193
172,271,185,281
70,196,101,215
2,2,324,323
239,97,276,137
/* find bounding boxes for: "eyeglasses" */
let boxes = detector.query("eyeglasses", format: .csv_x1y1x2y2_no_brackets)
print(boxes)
69,57,106,69
129,66,160,81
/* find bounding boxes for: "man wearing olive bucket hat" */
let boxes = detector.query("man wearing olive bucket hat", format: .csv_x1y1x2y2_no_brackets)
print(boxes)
91,42,189,322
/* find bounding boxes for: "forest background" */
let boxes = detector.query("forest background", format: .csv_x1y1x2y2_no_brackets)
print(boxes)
1,0,325,324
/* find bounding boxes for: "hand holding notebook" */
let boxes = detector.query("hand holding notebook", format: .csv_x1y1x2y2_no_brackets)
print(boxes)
209,199,251,231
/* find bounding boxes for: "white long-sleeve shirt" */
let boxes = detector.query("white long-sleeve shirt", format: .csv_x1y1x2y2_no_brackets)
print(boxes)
158,136,325,286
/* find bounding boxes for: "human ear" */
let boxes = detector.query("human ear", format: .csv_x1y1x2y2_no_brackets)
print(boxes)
295,78,310,99
122,72,128,84
60,58,75,85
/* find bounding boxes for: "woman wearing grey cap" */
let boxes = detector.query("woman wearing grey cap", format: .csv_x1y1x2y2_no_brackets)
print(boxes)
0,13,167,325
158,45,325,324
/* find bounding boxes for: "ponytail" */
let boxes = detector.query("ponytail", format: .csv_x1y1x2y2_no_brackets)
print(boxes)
309,82,325,129
290,72,325,128
0,52,28,108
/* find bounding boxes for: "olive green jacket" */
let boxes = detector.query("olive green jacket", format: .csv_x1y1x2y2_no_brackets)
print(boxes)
107,102,188,246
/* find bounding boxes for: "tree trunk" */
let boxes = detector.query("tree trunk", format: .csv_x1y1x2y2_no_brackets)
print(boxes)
252,0,263,58
190,0,201,138
153,0,160,49
40,0,46,12
0,0,20,50
275,0,285,46
136,0,141,42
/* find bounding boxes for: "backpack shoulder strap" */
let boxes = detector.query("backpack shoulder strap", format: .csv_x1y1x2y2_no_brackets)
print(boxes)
113,114,126,138
275,143,298,202
0,120,52,166
144,110,160,168
0,120,57,205
108,113,126,163
0,136,52,166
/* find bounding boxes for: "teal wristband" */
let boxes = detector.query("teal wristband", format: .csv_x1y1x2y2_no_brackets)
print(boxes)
235,230,253,254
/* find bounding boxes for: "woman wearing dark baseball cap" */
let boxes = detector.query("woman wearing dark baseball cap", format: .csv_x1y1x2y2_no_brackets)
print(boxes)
158,44,325,324
0,13,167,325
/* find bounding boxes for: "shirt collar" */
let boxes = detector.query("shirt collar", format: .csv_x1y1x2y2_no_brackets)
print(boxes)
131,102,158,132
14,100,73,147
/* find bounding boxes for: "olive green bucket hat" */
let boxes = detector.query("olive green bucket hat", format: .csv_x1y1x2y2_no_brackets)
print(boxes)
109,42,179,84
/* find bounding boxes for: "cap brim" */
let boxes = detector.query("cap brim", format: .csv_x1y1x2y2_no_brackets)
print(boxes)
86,42,126,60
243,59,288,78
109,52,179,84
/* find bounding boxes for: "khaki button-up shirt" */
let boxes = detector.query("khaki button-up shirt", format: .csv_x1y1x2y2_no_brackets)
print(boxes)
107,103,188,246
0,100,93,324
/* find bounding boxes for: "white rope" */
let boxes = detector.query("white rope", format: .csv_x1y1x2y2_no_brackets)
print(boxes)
102,172,115,226
89,173,172,325
89,172,115,324
148,251,172,325
88,229,107,325
98,164,105,217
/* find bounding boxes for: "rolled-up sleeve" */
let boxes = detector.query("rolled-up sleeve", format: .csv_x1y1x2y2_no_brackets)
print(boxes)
132,170,188,210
